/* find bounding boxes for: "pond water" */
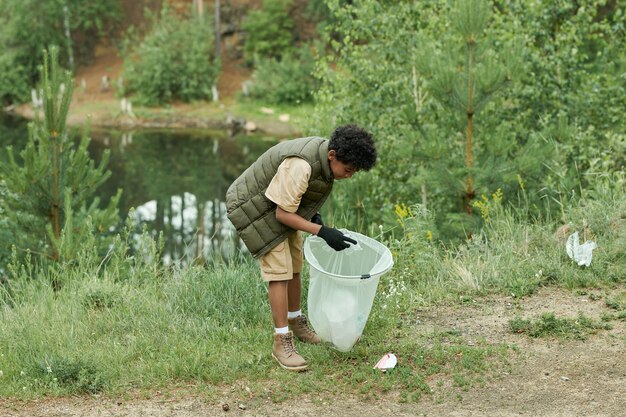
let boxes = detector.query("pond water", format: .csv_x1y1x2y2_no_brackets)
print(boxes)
0,112,276,263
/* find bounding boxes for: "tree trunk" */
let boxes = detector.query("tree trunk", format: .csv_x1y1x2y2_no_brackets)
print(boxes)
214,0,221,59
464,41,475,213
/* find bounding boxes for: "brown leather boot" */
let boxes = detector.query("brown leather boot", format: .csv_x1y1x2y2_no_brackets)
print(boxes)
272,331,308,372
288,315,321,344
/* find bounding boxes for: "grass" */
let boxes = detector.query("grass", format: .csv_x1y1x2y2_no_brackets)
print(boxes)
0,248,509,402
604,291,626,322
0,190,624,401
386,192,626,305
508,312,611,340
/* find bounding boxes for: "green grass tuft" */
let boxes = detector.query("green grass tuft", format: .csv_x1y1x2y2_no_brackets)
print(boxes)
508,312,611,340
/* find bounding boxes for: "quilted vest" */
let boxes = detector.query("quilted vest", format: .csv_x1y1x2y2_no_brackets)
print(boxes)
226,136,334,258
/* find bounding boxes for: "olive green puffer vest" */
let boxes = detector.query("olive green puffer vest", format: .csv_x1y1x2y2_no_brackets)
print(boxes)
226,136,334,258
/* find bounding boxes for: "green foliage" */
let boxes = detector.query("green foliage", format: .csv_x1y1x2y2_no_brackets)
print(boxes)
604,291,626,322
242,0,295,64
418,0,523,114
311,1,436,232
81,278,123,310
509,312,610,340
33,356,106,394
415,0,525,210
122,7,219,105
0,224,508,399
311,0,625,239
492,0,626,198
0,47,120,272
0,52,31,106
0,185,622,399
0,0,122,104
66,0,123,63
248,45,319,104
605,292,626,312
496,0,626,133
387,186,626,303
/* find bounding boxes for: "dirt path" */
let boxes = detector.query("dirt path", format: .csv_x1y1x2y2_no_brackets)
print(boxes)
1,286,624,417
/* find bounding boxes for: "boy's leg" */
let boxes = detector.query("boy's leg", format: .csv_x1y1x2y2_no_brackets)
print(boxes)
287,273,301,313
286,232,321,344
261,238,307,371
269,280,288,328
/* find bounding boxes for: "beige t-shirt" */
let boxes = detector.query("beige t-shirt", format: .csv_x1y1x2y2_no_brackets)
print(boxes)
265,157,312,213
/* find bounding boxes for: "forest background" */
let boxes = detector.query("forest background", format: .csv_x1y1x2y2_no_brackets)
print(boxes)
0,0,624,408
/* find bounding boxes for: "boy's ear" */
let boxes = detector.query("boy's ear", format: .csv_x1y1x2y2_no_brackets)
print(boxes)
328,150,336,160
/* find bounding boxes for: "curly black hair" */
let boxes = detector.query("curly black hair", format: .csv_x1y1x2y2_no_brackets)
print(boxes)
328,124,377,171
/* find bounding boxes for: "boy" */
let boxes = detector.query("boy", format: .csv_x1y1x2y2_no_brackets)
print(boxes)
226,124,377,371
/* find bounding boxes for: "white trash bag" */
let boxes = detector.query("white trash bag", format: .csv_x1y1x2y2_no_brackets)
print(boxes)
566,231,597,267
304,230,393,352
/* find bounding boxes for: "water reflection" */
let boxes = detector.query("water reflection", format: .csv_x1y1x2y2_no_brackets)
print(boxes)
0,113,276,263
90,128,275,263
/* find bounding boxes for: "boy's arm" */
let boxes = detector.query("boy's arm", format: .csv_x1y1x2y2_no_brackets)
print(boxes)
266,157,355,249
276,207,357,251
276,206,322,235
266,157,318,233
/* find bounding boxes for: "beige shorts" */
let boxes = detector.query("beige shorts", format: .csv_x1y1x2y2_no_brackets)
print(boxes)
259,231,303,282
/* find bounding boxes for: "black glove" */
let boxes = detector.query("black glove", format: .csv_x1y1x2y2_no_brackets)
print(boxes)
311,212,324,226
317,225,357,251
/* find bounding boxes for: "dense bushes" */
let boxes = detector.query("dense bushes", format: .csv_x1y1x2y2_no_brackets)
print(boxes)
241,0,295,64
248,46,319,104
240,0,327,105
122,8,219,105
310,0,626,240
0,0,122,104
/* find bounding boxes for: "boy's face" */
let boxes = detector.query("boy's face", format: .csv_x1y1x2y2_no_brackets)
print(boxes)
328,150,358,180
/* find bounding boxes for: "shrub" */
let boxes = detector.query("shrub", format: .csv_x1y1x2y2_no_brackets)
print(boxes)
248,45,319,104
122,8,219,105
0,52,31,105
0,0,122,104
309,0,626,239
0,48,120,273
34,356,106,394
241,0,295,64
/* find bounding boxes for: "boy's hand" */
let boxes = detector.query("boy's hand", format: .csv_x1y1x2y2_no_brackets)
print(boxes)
317,226,357,251
311,213,324,226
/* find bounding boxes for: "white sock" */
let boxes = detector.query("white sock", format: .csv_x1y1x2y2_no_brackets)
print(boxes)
287,310,302,319
274,326,289,334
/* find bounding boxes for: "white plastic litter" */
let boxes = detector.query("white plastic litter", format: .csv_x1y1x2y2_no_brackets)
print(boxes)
373,353,397,372
304,230,393,352
566,231,597,267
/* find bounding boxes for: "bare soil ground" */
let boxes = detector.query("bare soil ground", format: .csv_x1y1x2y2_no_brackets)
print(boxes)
2,285,624,417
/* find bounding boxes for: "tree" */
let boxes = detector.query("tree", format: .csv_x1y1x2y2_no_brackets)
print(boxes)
310,0,553,239
0,47,120,280
241,0,295,64
415,0,522,212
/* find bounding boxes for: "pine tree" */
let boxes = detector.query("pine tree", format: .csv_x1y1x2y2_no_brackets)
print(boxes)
416,0,522,213
0,47,121,276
